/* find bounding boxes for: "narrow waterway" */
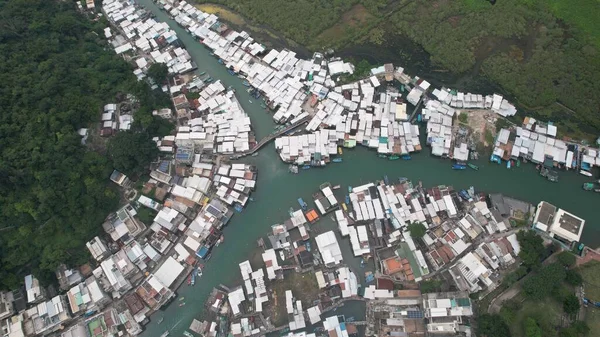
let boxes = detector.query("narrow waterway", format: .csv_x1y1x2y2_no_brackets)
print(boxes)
135,1,599,336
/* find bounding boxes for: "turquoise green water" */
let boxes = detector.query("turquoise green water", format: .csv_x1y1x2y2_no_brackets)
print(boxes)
134,1,598,335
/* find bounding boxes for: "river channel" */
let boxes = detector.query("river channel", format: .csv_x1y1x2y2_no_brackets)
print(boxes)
134,0,598,335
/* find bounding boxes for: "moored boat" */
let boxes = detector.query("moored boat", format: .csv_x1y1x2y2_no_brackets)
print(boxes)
298,198,308,210
179,302,185,307
251,152,259,157
378,154,387,158
401,154,412,160
580,170,593,177
302,165,311,170
467,163,479,170
452,164,467,170
389,155,400,160
332,158,343,163
583,182,594,191
332,185,341,190
242,81,250,87
160,331,169,337
183,332,194,337
338,147,343,155
198,71,206,76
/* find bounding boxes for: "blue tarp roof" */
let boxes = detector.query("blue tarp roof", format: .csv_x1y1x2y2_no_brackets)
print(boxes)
196,246,209,259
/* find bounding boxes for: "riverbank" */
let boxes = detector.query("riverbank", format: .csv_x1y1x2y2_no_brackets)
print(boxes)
193,1,600,141
133,1,600,337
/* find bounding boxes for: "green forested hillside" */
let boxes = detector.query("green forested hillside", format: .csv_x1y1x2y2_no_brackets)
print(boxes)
0,0,166,289
196,0,600,137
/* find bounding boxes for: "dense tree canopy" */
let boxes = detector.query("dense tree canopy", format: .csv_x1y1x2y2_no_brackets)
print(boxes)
557,251,577,267
565,269,583,286
517,230,545,269
0,0,168,289
523,262,566,300
407,222,427,238
147,63,170,85
477,314,511,337
107,131,159,177
524,318,542,337
563,294,580,316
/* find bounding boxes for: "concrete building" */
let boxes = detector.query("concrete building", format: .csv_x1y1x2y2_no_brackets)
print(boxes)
0,292,15,321
315,231,343,267
25,295,71,335
533,201,557,232
56,265,83,291
24,275,45,305
1,314,25,337
423,292,473,334
86,237,110,262
548,208,585,245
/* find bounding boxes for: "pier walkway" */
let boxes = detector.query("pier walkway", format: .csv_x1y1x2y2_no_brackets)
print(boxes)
231,116,310,159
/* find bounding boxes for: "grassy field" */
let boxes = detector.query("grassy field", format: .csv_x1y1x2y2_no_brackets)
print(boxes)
584,306,600,332
315,4,374,45
502,297,564,337
578,261,600,301
546,0,600,48
195,3,245,25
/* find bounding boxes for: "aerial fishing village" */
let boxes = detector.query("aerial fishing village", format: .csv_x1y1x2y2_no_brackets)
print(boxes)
1,0,598,337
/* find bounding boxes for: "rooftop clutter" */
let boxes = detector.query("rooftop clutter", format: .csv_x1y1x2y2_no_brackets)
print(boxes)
175,81,255,154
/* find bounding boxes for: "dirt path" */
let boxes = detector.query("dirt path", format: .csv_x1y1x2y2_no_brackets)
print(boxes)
488,286,521,314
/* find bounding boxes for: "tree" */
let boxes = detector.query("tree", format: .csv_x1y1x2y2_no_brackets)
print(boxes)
458,112,468,124
0,0,161,289
136,207,157,225
517,230,545,269
477,314,511,337
107,131,158,176
524,318,542,337
563,294,580,316
407,222,427,238
420,279,442,293
147,63,169,85
557,251,577,267
565,270,583,286
523,263,566,300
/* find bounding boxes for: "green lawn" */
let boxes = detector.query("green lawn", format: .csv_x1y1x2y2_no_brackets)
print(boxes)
584,306,600,332
577,260,600,301
501,297,563,337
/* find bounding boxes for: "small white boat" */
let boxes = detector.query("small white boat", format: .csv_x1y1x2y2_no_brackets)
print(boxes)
249,100,253,103
580,170,593,177
332,185,341,190
160,331,169,337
